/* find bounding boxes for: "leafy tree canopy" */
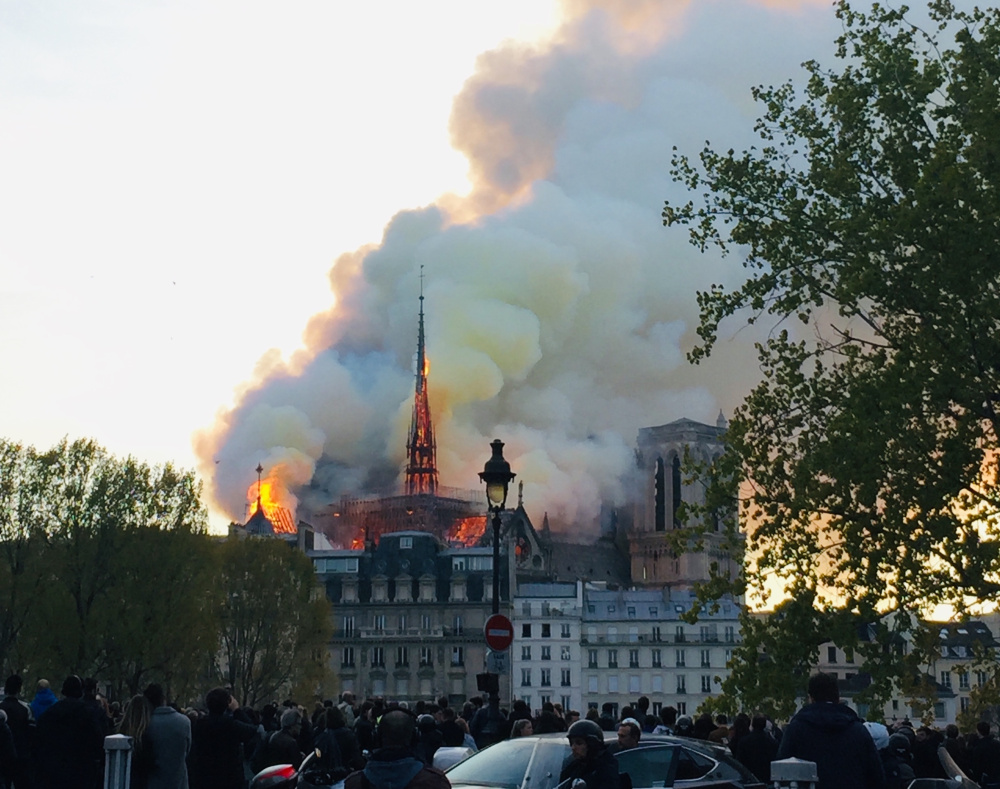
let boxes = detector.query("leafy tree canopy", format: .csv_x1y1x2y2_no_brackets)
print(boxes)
664,1,1000,709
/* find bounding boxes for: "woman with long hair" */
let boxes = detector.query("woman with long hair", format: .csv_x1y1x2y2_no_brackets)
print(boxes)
118,694,153,789
511,719,533,738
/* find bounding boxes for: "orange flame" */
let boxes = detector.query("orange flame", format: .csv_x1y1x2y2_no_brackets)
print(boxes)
448,516,487,546
247,477,297,534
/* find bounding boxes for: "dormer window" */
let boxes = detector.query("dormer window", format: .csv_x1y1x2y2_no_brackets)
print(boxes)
400,536,413,549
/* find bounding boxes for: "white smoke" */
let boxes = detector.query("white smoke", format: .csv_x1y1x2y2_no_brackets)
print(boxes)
195,0,838,535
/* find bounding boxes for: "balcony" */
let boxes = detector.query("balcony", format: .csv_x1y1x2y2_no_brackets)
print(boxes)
355,627,446,639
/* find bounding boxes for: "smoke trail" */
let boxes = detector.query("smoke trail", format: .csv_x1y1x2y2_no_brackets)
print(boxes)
195,0,837,535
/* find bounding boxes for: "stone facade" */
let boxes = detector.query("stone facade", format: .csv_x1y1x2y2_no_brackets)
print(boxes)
312,530,512,705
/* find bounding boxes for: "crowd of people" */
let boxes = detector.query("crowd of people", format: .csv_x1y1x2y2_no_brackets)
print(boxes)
0,669,997,789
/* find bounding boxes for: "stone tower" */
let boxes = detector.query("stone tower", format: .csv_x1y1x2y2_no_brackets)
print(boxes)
629,415,738,588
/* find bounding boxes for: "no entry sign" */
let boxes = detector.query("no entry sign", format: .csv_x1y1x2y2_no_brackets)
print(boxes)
484,613,514,652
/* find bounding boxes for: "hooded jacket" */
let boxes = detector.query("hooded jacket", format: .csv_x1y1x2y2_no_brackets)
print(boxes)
345,746,449,789
776,702,884,789
29,687,57,721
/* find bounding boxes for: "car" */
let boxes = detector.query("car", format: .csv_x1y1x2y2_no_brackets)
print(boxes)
444,732,766,789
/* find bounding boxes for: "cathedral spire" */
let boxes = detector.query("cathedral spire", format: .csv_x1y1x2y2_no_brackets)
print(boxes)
405,267,438,496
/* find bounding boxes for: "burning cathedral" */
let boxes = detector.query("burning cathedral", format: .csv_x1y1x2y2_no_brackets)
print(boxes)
236,286,738,705
238,282,738,589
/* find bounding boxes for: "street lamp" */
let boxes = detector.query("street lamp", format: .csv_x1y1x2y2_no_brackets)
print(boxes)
479,439,515,615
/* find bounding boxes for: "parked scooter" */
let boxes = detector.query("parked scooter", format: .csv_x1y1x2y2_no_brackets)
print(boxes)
250,748,350,789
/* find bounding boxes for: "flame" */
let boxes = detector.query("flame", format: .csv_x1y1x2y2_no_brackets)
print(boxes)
247,477,297,534
350,537,365,550
448,516,487,546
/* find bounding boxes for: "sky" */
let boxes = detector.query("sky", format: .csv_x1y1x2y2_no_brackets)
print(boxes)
0,0,843,533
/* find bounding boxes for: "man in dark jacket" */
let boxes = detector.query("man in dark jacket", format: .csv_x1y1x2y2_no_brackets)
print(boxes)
254,708,304,772
188,687,257,789
776,672,884,789
344,709,448,789
1,674,35,789
735,715,778,783
970,721,1000,788
34,675,105,789
559,719,621,789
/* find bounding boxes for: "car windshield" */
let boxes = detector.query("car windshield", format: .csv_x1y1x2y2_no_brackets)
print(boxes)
447,739,537,788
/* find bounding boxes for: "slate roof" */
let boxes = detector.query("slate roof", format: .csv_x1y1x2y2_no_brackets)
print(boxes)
935,620,997,658
548,536,631,586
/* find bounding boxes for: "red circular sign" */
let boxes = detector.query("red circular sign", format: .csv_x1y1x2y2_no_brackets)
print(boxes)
484,614,514,651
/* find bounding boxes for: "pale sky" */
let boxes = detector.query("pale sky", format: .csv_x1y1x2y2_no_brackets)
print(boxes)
0,0,560,527
1,0,840,531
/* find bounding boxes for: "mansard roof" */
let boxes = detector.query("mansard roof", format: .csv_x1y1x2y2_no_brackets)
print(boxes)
548,536,631,587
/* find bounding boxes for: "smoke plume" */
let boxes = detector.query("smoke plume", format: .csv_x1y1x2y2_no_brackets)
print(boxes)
195,0,836,536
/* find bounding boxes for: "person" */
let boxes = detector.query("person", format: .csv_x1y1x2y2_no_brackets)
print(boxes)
353,702,377,755
652,706,676,736
912,725,946,779
674,715,694,738
693,713,716,740
344,709,449,789
118,695,153,789
610,718,640,753
535,704,564,734
775,672,884,789
27,683,55,723
142,683,191,789
707,714,730,745
34,675,105,789
970,721,1000,788
337,692,356,728
510,719,533,738
598,703,617,732
318,705,364,771
0,710,16,789
188,687,258,789
253,708,304,773
879,728,916,789
735,715,778,784
81,678,111,738
413,714,442,766
728,713,751,756
1,674,35,789
558,719,621,789
943,723,971,777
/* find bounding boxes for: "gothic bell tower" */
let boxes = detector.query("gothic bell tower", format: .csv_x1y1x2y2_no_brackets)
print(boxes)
629,414,737,588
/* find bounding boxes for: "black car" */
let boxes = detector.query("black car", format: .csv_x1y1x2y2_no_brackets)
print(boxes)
444,732,766,789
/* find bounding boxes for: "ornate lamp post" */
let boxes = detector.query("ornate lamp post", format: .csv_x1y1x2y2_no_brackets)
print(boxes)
479,439,515,615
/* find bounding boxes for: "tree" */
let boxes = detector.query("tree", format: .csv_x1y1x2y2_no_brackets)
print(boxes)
34,439,208,676
0,440,53,675
214,537,333,707
98,528,220,702
0,437,211,688
663,1,1000,709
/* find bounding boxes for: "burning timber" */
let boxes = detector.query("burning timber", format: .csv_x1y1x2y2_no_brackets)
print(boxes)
332,485,487,549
